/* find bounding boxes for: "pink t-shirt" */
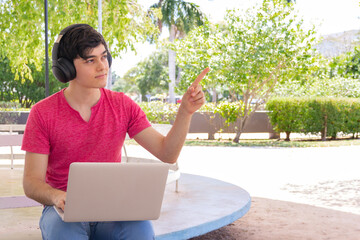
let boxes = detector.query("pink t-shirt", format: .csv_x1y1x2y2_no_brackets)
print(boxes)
22,88,151,191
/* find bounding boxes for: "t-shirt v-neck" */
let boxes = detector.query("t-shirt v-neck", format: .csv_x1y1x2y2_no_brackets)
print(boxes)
60,88,104,124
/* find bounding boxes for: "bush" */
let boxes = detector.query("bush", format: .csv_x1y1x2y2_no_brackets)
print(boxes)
304,98,346,140
214,101,244,127
266,97,360,140
0,101,21,109
344,100,360,138
198,102,216,113
0,101,30,124
266,98,307,141
138,101,178,124
273,77,360,98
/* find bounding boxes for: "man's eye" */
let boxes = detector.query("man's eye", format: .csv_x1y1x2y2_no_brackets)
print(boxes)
86,59,94,63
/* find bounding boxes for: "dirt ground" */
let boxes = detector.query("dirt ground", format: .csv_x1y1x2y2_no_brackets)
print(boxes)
191,197,360,240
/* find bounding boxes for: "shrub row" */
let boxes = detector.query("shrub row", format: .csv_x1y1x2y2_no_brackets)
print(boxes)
138,101,178,124
0,101,21,109
0,102,29,124
266,97,360,140
139,101,247,127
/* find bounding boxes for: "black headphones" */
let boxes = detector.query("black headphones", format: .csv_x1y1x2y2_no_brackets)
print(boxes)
52,24,112,83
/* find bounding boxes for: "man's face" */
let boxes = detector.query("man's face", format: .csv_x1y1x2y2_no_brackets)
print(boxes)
72,44,109,89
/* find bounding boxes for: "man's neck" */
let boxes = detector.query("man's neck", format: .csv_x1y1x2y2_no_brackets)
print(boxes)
64,84,102,110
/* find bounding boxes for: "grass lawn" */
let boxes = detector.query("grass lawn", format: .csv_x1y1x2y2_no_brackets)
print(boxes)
125,134,360,148
184,137,360,148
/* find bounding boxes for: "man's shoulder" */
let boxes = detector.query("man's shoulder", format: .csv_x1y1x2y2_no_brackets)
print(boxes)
31,90,64,112
102,88,123,98
102,88,134,103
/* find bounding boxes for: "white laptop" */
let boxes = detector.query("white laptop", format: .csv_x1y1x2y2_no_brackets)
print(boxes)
54,162,169,222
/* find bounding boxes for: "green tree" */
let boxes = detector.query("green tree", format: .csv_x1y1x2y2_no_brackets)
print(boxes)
0,57,63,107
273,75,360,98
175,0,318,143
113,67,140,96
149,0,206,103
0,0,158,82
345,46,360,79
136,52,169,101
327,45,360,80
116,50,171,101
0,57,15,102
172,22,227,102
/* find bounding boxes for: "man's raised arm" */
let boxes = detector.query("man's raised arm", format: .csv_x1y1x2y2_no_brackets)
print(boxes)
134,68,210,163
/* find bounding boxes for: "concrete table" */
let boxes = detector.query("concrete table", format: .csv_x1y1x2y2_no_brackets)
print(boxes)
154,173,251,239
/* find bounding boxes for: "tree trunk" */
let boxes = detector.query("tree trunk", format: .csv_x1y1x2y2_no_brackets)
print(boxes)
176,67,182,85
233,130,241,143
233,118,245,143
106,66,112,90
212,89,217,102
321,115,327,141
207,112,218,140
285,132,291,141
168,24,176,104
208,131,215,140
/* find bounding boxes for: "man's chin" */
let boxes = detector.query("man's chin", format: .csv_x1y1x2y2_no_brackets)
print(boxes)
99,80,108,88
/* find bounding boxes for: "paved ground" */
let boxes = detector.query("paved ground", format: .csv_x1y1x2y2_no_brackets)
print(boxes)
125,144,360,215
1,143,360,239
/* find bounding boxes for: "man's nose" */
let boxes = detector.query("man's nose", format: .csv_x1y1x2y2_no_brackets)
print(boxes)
97,59,107,70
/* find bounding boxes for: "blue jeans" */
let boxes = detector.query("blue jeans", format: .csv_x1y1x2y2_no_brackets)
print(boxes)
39,206,155,240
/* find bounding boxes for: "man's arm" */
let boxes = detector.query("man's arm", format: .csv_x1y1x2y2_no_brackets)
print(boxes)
23,152,66,210
134,68,209,164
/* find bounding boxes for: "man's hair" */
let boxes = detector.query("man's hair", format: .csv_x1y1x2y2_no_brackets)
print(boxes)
58,24,108,61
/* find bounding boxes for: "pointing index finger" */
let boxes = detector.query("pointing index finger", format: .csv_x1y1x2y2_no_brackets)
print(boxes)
192,67,210,87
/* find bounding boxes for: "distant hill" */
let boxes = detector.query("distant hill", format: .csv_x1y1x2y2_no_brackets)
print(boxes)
315,29,360,58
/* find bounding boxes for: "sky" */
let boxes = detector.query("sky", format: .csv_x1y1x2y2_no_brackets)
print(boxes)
112,0,360,77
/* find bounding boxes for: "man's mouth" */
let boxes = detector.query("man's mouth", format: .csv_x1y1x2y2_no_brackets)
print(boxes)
96,73,107,79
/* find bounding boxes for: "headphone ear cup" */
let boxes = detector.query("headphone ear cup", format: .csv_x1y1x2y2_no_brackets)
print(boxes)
107,52,112,68
57,58,76,83
52,64,67,83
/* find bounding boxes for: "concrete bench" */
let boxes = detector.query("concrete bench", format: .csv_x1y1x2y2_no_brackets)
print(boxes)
0,125,26,169
0,124,26,133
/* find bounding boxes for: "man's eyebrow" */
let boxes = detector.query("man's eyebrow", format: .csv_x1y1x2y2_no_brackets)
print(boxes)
83,50,108,60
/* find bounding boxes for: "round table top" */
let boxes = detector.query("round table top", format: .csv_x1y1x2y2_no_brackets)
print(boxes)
154,173,251,239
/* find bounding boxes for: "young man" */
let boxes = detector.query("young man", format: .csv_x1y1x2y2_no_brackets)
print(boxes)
22,24,208,239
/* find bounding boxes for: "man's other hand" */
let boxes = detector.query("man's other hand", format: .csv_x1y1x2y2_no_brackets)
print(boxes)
179,67,209,115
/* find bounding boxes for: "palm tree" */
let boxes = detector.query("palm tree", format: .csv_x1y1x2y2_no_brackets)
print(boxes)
150,0,206,103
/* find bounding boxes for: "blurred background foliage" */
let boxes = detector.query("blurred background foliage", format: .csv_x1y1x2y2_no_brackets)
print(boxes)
1,0,360,142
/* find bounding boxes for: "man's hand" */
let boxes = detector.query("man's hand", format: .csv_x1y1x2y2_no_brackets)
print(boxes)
53,191,67,211
179,67,210,115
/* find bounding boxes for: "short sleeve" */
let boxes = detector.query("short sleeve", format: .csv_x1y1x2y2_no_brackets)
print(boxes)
123,95,151,138
21,106,50,155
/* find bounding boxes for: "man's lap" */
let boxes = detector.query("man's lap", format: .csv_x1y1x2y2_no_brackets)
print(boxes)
40,206,154,240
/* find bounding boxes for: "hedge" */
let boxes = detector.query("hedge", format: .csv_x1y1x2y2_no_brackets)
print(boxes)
266,97,360,140
139,101,178,124
0,102,30,124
